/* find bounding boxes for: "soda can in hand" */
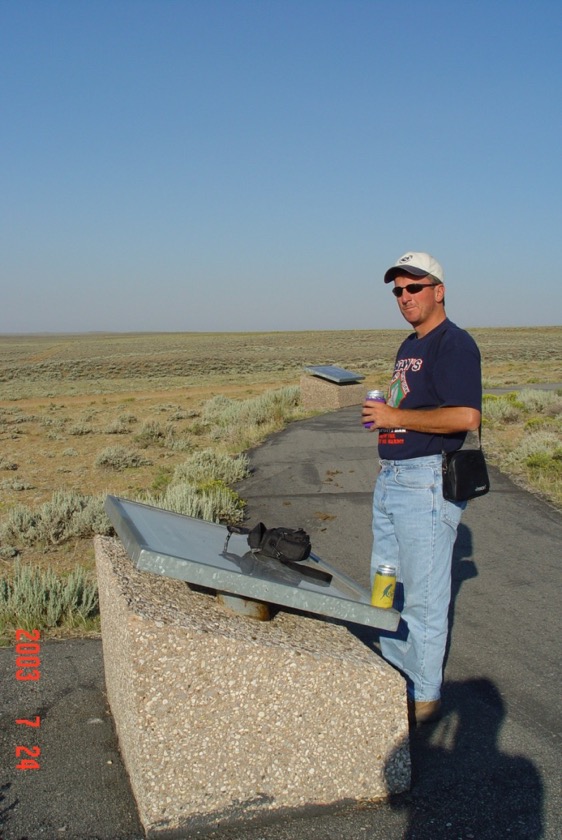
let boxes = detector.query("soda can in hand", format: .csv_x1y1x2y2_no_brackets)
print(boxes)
363,389,386,429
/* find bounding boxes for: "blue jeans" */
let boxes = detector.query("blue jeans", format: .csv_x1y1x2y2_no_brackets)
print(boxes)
371,454,466,702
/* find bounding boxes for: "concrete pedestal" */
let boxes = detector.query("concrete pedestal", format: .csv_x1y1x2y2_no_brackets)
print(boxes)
300,375,365,411
94,535,410,838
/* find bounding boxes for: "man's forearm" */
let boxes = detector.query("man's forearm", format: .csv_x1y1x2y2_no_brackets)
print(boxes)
362,402,481,434
391,406,480,434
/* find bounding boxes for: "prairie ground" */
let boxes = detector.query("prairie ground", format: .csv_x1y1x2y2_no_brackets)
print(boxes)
1,326,561,579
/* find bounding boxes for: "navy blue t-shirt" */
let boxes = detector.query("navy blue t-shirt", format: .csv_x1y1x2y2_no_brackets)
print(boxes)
378,318,482,460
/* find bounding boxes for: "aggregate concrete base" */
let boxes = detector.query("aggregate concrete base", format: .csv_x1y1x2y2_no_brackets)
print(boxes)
300,375,365,410
94,535,410,838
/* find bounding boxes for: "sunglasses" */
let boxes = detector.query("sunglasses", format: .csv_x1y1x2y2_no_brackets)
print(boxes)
392,283,436,298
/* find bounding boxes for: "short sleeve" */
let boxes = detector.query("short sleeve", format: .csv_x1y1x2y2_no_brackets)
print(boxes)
433,328,482,411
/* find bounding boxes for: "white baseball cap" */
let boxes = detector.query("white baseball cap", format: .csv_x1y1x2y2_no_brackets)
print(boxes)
384,251,444,284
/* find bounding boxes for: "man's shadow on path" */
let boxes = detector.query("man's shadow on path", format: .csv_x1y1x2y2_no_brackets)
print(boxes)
0,781,16,838
384,677,544,839
444,522,477,668
351,525,543,838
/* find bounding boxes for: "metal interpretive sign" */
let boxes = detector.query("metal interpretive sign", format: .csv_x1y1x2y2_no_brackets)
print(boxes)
104,495,399,631
304,365,365,384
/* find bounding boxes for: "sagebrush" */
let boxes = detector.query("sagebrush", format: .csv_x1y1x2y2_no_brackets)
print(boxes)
0,564,99,642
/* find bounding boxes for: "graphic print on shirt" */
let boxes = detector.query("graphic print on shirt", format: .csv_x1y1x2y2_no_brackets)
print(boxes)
378,359,423,446
388,357,425,407
388,369,408,407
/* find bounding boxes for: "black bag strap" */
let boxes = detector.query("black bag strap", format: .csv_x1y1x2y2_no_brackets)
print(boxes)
223,524,250,552
442,424,482,456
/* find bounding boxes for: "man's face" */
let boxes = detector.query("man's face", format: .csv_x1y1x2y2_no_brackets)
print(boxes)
393,273,445,330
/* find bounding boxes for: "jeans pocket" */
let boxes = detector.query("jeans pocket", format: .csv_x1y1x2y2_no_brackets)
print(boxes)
394,465,434,489
442,497,466,529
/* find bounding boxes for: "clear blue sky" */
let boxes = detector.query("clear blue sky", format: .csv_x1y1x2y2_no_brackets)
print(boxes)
1,0,561,333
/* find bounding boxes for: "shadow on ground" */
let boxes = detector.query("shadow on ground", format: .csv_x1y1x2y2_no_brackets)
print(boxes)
384,677,544,839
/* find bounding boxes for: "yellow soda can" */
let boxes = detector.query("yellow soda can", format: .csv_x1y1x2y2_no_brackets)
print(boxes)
371,564,396,608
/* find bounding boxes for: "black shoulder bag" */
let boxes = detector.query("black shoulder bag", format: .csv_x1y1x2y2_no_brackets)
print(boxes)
223,522,312,563
223,521,332,584
246,521,312,563
442,425,490,502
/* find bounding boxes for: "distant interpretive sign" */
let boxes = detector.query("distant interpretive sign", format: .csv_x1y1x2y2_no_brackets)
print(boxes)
105,495,399,631
304,365,365,384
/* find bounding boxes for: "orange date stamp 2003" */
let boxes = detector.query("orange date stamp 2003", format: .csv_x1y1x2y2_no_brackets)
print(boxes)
15,628,41,771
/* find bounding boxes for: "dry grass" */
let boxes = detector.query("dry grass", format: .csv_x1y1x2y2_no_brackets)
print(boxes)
0,327,561,581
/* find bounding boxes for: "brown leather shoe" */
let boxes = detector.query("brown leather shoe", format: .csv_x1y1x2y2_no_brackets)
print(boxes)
407,698,442,726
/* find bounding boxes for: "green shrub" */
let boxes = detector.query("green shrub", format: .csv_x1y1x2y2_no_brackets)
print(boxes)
201,386,304,447
523,416,562,432
104,416,133,434
40,416,68,429
0,564,99,639
132,419,188,451
0,480,35,491
201,394,232,423
504,391,525,407
142,449,249,524
483,394,521,424
202,386,300,428
143,480,245,524
517,389,562,414
68,422,95,436
95,446,152,470
527,451,562,475
526,452,552,469
0,490,112,547
172,449,249,486
169,408,197,421
134,419,167,448
0,457,18,471
165,435,193,453
505,431,561,467
150,467,174,493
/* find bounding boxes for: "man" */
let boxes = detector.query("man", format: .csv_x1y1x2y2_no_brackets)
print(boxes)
361,251,482,725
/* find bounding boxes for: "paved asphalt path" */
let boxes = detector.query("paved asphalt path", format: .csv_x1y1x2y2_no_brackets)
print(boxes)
1,406,561,839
